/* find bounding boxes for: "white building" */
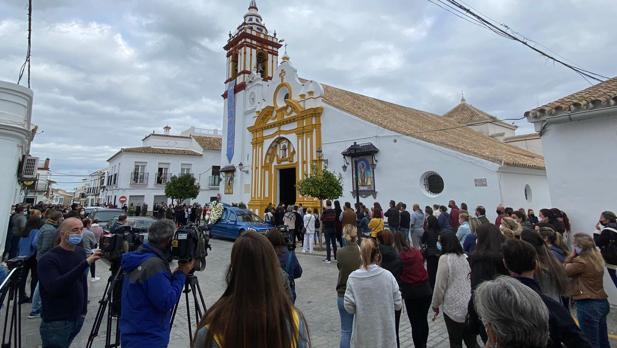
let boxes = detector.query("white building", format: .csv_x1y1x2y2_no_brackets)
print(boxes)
218,2,551,218
0,80,35,249
51,188,74,205
525,76,617,303
443,97,543,155
104,127,222,212
23,158,54,204
76,169,106,207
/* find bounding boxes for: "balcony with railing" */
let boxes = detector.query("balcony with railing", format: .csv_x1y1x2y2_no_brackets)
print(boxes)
208,175,221,187
156,173,171,185
130,172,149,185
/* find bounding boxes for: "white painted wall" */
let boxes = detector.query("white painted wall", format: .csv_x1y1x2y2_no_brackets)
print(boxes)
498,167,551,212
320,104,541,222
0,81,33,252
536,111,617,304
505,137,543,155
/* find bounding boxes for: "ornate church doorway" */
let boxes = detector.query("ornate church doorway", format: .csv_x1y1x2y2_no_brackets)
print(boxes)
279,167,296,206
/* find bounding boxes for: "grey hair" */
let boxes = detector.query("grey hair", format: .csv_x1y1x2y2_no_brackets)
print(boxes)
474,276,549,348
148,219,176,245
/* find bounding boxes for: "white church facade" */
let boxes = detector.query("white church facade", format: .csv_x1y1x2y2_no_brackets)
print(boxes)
219,1,551,217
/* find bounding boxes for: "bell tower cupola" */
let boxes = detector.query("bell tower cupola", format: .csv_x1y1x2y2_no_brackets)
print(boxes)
223,0,282,93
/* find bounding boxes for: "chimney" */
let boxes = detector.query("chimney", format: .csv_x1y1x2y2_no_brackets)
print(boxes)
163,125,171,135
43,158,50,170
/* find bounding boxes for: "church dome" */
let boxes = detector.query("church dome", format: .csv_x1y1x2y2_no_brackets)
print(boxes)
239,1,268,34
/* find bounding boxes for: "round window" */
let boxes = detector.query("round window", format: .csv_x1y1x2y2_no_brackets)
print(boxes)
275,85,290,107
524,184,532,202
421,171,444,197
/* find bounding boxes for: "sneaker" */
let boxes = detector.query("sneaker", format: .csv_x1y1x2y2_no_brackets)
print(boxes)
90,277,101,282
27,311,40,319
322,259,331,264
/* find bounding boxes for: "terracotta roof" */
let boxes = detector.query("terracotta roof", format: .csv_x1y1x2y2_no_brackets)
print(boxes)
192,135,222,151
525,76,617,119
321,84,544,170
107,147,202,161
442,101,517,130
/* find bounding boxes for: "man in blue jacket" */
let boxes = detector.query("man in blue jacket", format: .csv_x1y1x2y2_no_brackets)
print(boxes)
120,219,193,347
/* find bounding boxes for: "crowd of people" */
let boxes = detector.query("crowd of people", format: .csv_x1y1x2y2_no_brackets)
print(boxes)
263,199,616,348
2,196,617,348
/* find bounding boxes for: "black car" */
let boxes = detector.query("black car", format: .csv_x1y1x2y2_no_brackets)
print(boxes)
127,216,157,242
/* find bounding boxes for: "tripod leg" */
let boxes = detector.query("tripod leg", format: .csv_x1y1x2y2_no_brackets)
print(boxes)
184,282,193,342
193,280,207,314
86,275,114,348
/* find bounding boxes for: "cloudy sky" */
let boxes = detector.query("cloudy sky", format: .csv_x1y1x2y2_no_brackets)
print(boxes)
1,0,615,189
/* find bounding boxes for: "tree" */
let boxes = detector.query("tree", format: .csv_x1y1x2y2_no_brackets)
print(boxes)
297,166,343,202
165,174,200,205
297,166,343,248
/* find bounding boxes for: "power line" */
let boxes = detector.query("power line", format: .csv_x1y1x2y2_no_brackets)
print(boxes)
17,0,32,88
429,0,609,84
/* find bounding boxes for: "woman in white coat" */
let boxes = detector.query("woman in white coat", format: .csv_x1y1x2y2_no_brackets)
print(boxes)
302,208,316,253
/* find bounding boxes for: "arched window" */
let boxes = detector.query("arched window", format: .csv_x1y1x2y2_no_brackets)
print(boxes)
256,51,267,79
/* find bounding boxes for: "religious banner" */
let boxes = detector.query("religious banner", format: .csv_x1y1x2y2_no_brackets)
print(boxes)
226,80,236,163
353,155,376,196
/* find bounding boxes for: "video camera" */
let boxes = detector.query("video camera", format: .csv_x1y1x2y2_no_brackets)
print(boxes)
99,225,144,262
5,256,27,271
277,225,296,251
171,223,211,272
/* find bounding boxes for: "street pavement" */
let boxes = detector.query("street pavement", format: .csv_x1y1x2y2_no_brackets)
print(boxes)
13,238,617,347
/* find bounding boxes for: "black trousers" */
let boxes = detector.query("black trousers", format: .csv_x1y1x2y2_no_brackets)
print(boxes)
426,255,439,290
19,255,37,299
444,314,480,348
394,309,401,348
404,295,431,348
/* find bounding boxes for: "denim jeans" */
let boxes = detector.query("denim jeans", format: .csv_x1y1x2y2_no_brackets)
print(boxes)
337,296,353,348
576,298,610,348
40,317,84,348
325,232,337,261
31,282,41,313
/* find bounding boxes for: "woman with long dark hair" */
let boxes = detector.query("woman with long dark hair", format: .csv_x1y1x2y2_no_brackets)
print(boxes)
467,223,508,342
334,201,343,247
193,232,310,348
267,228,303,303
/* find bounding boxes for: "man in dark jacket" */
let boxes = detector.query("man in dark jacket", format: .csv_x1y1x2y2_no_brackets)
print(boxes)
120,219,193,347
448,200,460,230
475,205,490,225
321,200,338,263
399,203,411,243
384,200,400,232
502,239,591,348
38,217,102,347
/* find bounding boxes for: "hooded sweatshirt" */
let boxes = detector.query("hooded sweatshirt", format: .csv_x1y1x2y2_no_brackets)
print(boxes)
120,243,186,348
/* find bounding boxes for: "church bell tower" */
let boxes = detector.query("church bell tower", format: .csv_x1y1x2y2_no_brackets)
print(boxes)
223,0,282,92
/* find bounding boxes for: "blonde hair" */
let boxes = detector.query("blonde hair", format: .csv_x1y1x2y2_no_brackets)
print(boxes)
459,212,470,222
343,225,358,243
469,217,481,234
573,233,604,269
306,207,313,214
360,238,380,269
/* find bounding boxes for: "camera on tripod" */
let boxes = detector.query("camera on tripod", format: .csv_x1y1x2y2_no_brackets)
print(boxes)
171,223,211,272
99,225,144,262
277,225,296,251
5,256,27,271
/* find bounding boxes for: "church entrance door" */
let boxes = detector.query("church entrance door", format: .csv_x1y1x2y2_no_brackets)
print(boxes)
279,168,296,206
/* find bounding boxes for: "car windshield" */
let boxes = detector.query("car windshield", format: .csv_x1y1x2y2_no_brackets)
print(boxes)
94,211,123,222
130,219,154,229
237,212,262,223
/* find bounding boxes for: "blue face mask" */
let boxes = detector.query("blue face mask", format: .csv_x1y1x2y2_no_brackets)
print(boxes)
436,242,442,251
574,246,583,255
68,234,83,245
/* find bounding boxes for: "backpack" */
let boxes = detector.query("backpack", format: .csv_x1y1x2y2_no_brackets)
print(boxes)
600,227,617,265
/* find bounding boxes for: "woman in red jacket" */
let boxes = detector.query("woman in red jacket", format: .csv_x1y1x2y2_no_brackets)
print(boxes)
394,232,432,348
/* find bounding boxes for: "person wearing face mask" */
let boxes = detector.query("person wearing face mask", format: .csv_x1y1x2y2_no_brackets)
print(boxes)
37,217,102,348
119,219,194,348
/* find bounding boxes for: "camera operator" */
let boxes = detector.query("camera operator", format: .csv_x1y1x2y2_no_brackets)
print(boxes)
120,219,194,347
38,217,102,348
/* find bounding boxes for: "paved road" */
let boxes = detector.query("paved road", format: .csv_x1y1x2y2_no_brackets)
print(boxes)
13,238,617,347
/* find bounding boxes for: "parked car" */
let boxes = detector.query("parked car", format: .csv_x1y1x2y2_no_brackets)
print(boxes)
209,206,272,240
126,216,156,242
88,208,124,231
